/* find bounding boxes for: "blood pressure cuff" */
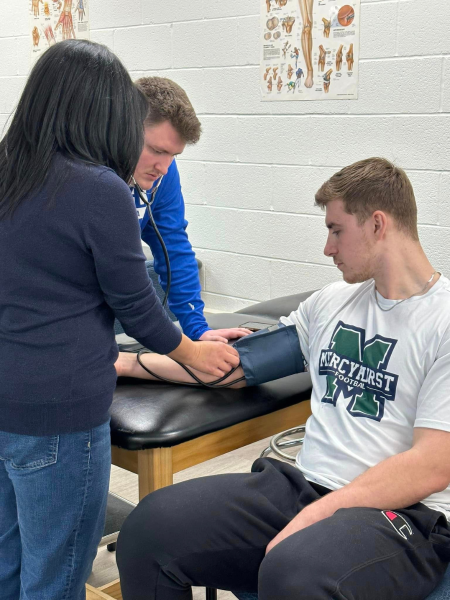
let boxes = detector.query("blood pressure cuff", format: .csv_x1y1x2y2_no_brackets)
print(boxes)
233,323,305,387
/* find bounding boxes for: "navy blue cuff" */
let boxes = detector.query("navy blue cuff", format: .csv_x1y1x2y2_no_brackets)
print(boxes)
233,324,305,386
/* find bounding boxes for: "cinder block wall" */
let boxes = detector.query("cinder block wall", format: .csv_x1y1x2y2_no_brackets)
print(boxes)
1,0,449,311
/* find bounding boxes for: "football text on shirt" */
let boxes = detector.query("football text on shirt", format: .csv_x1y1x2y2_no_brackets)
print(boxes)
319,321,398,421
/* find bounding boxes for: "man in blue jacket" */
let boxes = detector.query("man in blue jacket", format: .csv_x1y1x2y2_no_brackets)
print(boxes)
132,77,249,342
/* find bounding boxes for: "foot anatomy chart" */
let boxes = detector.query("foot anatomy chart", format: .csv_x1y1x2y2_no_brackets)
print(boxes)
30,0,90,66
261,0,360,100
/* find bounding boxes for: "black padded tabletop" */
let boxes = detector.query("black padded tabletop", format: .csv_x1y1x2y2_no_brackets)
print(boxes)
236,291,314,320
111,372,312,451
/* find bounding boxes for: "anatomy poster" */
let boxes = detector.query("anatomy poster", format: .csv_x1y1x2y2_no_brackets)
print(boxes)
30,0,90,65
261,0,360,100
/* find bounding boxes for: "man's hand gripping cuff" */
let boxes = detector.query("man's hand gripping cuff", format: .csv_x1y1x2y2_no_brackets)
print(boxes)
233,324,305,387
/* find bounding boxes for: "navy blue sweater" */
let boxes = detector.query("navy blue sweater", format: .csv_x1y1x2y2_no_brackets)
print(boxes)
0,154,182,436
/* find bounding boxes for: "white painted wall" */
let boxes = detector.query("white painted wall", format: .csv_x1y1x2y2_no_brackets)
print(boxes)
1,0,449,312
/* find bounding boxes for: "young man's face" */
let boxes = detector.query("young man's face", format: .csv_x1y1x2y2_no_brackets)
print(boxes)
133,120,186,190
323,199,377,284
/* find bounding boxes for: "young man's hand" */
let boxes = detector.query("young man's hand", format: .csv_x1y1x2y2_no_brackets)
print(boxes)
199,328,252,344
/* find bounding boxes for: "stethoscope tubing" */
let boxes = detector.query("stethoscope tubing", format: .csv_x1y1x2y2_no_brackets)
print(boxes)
131,176,171,308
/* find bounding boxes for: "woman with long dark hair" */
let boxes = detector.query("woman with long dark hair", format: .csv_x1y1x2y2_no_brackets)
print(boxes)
0,40,238,600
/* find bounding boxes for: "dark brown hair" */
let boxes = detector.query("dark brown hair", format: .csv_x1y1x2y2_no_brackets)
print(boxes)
0,40,147,219
315,157,418,240
135,76,202,145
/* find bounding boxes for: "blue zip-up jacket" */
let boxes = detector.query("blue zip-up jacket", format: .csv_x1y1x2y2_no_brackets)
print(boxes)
132,160,210,340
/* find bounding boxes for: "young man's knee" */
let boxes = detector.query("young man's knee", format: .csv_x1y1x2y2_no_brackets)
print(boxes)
118,479,221,564
117,488,183,563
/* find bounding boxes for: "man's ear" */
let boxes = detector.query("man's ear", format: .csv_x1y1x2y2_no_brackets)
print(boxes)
372,211,388,239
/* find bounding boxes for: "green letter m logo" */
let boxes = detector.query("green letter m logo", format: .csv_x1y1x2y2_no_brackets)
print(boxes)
318,321,398,422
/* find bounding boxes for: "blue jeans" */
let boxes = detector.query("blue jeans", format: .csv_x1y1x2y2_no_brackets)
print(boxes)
0,420,111,600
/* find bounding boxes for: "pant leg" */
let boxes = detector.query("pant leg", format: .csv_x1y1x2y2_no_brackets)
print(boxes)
117,458,321,600
1,420,111,600
0,458,21,600
258,504,450,600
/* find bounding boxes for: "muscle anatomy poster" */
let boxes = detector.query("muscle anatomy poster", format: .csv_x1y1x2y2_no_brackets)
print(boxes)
261,0,360,100
30,0,90,65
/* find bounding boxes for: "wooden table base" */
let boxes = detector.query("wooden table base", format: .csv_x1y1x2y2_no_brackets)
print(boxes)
86,581,120,599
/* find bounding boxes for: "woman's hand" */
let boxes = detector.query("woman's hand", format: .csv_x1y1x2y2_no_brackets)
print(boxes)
168,335,240,378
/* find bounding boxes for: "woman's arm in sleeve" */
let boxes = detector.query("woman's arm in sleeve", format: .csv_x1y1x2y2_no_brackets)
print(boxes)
85,169,182,355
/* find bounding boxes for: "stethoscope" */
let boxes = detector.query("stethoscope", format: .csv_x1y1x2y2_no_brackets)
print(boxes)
131,175,171,308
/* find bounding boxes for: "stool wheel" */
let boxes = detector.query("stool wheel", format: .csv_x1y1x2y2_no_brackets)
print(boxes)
260,425,306,462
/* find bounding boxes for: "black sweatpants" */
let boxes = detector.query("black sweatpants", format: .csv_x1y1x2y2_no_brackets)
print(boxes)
117,458,450,600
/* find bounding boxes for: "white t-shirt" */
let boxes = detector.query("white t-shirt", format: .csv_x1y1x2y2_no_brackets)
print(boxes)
281,276,450,518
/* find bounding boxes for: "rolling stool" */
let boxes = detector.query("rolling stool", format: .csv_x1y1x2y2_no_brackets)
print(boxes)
260,425,305,461
101,492,135,553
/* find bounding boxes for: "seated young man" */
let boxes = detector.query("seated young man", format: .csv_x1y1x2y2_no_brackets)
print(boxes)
115,158,450,600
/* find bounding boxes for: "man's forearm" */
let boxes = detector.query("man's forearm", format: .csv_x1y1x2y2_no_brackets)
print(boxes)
267,440,449,553
296,445,447,529
115,351,246,388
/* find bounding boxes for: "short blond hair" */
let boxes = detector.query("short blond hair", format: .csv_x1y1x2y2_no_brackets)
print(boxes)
315,158,419,240
135,77,202,145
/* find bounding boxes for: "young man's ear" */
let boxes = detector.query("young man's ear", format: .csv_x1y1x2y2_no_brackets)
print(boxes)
372,211,388,238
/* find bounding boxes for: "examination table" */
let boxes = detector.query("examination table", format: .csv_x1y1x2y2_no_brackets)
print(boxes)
90,291,313,599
